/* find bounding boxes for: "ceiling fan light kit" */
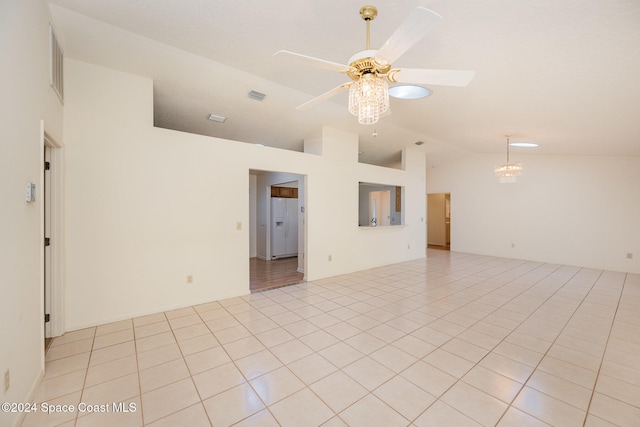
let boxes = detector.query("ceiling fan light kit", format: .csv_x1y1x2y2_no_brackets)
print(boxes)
348,72,389,125
275,5,474,125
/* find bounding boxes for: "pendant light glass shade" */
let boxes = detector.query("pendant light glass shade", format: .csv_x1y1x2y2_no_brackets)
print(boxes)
494,136,523,183
494,162,523,183
348,73,389,125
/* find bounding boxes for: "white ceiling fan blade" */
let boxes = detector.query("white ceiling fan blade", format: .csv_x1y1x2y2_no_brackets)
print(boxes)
274,50,351,73
296,82,353,111
390,68,475,86
374,7,443,66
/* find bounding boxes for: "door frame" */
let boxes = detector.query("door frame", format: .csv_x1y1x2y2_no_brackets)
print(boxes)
249,171,306,279
426,192,451,248
41,122,64,338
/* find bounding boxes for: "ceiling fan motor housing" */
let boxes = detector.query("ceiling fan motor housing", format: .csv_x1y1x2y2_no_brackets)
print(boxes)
347,49,391,81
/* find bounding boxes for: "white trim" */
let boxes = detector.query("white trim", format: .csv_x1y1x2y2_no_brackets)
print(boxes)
44,145,51,338
43,127,65,338
39,121,46,373
265,186,272,261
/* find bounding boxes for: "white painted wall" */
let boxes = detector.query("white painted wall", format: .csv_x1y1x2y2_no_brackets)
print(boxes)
1,1,64,425
63,59,426,330
427,153,640,274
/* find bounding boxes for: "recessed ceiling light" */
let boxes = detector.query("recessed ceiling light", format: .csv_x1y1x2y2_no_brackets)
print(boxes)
509,141,539,148
389,85,431,99
207,113,226,123
254,143,266,147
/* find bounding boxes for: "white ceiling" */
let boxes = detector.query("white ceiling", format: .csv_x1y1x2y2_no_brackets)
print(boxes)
48,0,640,167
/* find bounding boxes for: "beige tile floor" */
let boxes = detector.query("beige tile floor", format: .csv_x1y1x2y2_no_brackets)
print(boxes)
22,250,640,426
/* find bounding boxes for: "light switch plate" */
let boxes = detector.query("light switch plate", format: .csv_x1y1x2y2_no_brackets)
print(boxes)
26,183,36,202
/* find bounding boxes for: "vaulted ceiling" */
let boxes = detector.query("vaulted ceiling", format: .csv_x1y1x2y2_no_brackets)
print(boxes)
48,0,640,167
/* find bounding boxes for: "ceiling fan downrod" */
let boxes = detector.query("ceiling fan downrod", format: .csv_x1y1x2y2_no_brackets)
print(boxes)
360,6,378,50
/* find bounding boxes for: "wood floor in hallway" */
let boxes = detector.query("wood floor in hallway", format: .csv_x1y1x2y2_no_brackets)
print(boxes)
250,256,304,292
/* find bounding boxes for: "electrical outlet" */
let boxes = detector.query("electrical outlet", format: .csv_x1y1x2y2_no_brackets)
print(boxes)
4,369,9,393
328,255,332,261
627,253,633,260
408,244,411,250
236,222,242,231
511,243,515,248
186,275,193,284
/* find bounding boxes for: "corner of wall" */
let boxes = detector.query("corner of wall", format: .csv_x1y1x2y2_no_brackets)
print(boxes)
402,146,427,175
321,126,359,164
303,138,323,156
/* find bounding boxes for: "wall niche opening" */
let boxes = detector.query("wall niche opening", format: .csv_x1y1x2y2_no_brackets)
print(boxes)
359,182,403,227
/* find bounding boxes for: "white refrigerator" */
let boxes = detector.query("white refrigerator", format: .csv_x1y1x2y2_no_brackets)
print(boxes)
271,197,298,259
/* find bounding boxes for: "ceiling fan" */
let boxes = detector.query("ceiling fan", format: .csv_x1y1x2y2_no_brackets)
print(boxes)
274,5,474,125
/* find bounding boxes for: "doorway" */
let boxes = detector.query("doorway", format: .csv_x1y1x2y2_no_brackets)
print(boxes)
427,193,450,250
249,171,305,292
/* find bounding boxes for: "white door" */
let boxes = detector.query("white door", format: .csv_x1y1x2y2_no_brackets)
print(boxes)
285,198,298,255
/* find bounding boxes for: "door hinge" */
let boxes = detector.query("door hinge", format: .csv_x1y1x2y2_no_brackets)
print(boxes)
44,314,50,323
44,161,50,171
44,237,51,247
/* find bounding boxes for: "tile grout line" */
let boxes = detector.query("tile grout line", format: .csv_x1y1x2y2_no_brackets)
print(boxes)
581,272,627,427
494,268,609,426
270,256,559,426
201,299,281,426
405,261,569,425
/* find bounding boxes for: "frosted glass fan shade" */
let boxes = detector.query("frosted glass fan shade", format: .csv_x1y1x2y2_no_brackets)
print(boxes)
389,85,431,99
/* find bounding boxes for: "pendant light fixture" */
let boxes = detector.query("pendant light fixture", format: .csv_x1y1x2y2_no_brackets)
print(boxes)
494,135,523,183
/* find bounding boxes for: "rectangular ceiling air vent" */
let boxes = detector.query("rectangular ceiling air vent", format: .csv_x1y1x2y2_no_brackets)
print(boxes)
248,90,266,101
207,113,227,123
49,24,64,104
